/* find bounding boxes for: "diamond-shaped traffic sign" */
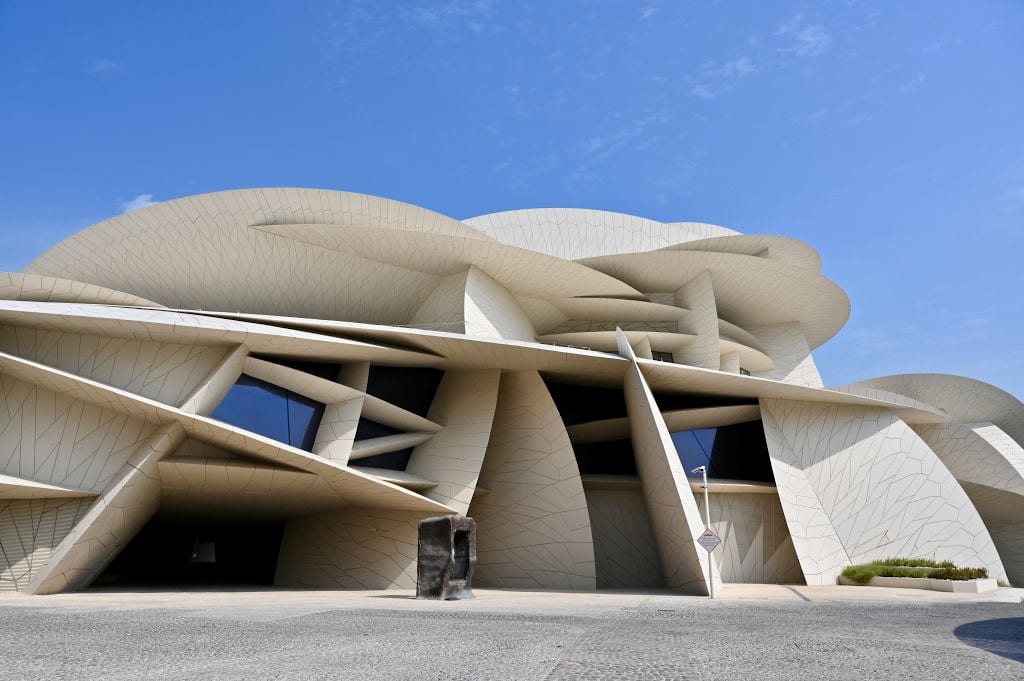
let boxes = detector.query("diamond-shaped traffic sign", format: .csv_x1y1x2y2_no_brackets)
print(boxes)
697,528,721,553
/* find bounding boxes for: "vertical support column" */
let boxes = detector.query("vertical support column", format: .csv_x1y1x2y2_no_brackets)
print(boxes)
26,422,186,594
313,362,370,465
760,397,1007,585
405,369,501,513
469,370,596,590
719,351,740,374
178,344,247,415
463,267,537,341
913,420,1024,585
618,330,717,594
338,362,370,392
674,271,720,370
748,323,823,387
634,336,654,360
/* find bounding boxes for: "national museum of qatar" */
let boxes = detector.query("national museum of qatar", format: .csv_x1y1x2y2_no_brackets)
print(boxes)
0,188,1021,595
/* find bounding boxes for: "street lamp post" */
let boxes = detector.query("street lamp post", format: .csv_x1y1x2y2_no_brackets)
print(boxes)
692,465,714,599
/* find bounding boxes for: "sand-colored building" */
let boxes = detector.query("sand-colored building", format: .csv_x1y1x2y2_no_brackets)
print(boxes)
1,188,1021,594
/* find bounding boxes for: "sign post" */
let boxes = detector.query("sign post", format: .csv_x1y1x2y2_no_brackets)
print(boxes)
697,528,721,599
691,465,720,599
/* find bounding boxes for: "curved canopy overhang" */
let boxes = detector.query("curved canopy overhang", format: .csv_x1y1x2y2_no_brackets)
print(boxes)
578,249,850,349
24,189,642,321
536,330,696,354
464,208,739,259
0,272,162,307
250,222,641,300
657,234,822,273
718,318,766,354
22,188,848,346
549,297,687,323
841,373,1024,446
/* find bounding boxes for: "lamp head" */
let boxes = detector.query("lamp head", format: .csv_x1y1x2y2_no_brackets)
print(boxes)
690,465,706,474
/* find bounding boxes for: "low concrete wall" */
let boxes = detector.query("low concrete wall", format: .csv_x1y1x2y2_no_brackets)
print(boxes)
839,575,998,593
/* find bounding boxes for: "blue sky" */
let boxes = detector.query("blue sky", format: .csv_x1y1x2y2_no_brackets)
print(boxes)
1,1,1022,398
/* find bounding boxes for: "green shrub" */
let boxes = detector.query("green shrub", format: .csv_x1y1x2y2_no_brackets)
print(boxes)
930,567,988,581
868,557,954,569
841,560,988,583
842,565,882,584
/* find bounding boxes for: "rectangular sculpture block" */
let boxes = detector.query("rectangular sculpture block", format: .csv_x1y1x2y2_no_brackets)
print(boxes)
416,515,476,600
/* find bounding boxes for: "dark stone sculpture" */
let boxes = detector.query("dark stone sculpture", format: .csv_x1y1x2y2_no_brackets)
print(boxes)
416,515,476,600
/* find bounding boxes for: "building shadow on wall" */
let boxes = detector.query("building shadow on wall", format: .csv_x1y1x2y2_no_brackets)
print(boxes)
953,617,1024,663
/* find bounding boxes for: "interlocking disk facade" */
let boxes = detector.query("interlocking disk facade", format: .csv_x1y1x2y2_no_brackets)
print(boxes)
1,188,1022,594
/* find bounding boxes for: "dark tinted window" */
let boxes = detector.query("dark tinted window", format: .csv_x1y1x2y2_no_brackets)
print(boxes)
210,374,325,451
251,356,341,381
652,392,758,411
671,420,774,483
351,447,415,471
354,418,402,441
572,439,638,475
366,366,444,416
542,379,628,425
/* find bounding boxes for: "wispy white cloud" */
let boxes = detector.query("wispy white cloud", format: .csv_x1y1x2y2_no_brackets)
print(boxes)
320,1,500,82
490,153,559,189
805,107,828,122
898,72,926,93
720,57,757,78
831,299,1023,387
996,185,1024,213
570,107,672,182
689,84,720,101
579,108,670,159
119,194,158,213
775,13,831,58
403,0,496,32
688,57,758,100
641,3,659,20
654,159,698,203
88,59,122,74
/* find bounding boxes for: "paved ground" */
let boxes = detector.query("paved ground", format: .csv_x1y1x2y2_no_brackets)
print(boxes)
1,586,1022,680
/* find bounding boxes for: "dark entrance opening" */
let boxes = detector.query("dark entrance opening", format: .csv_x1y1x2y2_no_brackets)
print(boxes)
96,517,286,587
451,529,470,580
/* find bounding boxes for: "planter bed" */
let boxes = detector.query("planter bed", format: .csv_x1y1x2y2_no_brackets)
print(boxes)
839,557,993,593
838,575,998,593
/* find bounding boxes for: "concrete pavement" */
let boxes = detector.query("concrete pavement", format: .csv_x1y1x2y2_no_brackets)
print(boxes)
2,586,1022,679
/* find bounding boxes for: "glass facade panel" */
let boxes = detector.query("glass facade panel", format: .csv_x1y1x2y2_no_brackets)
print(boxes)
210,374,325,452
286,391,326,451
670,420,775,483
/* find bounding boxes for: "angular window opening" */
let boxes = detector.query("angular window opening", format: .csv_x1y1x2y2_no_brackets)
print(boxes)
542,379,628,425
572,439,638,476
354,418,402,441
671,420,774,483
366,366,444,417
251,356,342,381
652,392,758,411
210,374,325,451
651,350,674,363
739,367,751,376
351,446,415,471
